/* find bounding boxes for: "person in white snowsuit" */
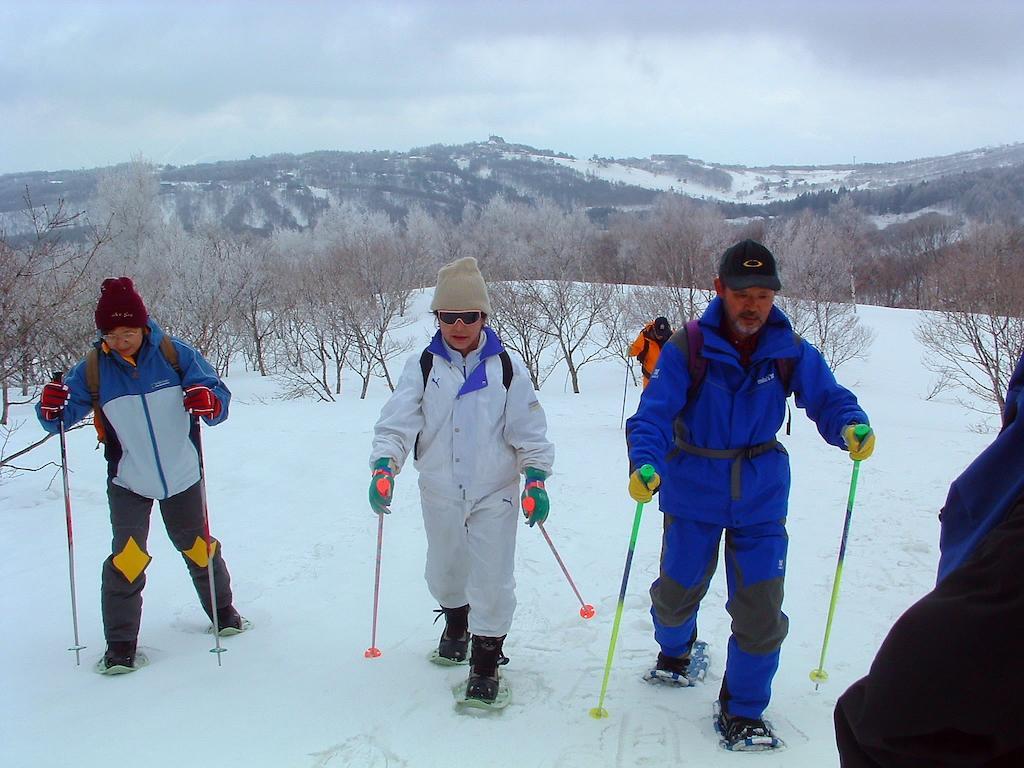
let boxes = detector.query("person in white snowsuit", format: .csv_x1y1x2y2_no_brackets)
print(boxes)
369,256,555,705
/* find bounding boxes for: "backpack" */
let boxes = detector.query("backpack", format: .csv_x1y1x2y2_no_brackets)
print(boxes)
675,320,800,434
419,348,513,390
85,335,183,444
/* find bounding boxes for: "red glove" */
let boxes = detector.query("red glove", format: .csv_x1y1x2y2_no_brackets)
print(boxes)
41,382,69,420
183,385,221,418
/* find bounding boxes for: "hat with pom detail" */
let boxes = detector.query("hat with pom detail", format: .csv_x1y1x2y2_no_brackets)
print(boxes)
95,277,148,332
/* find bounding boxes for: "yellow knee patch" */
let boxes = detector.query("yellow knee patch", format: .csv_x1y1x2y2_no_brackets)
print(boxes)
112,536,151,583
182,536,218,568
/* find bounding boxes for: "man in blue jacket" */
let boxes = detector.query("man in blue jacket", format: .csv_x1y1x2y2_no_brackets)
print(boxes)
37,277,248,673
834,351,1024,766
626,240,874,751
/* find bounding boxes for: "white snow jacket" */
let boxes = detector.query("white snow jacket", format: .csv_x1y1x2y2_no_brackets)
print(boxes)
371,327,554,500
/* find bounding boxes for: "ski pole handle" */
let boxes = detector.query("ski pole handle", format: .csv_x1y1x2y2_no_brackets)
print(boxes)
639,464,655,484
52,370,65,384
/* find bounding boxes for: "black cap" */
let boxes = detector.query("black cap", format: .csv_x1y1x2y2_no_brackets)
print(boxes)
653,316,671,340
718,240,782,291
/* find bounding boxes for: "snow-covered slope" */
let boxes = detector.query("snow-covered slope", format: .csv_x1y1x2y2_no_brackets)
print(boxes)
1,298,998,767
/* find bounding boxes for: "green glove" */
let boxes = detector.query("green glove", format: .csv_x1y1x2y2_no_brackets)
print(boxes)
521,467,549,527
843,424,875,461
369,457,395,515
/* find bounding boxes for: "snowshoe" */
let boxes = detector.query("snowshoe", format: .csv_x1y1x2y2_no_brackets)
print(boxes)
713,701,784,752
452,677,512,710
645,640,709,687
95,641,148,675
430,630,470,666
207,606,252,637
454,633,510,711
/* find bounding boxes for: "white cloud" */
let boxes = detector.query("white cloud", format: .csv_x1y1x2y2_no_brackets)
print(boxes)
1,0,1022,173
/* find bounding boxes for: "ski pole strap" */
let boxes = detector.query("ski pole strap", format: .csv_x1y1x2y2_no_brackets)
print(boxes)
670,438,780,500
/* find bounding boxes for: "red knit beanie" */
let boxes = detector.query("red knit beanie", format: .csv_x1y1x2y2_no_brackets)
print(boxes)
95,277,148,332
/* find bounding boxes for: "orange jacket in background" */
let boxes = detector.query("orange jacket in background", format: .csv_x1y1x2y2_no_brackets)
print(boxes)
629,323,668,388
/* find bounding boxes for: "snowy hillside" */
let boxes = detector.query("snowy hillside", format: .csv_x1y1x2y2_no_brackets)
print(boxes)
1,297,998,767
545,154,856,204
3,138,1023,238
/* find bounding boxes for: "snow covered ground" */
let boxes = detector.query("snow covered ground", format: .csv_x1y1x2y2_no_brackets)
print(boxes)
1,298,997,767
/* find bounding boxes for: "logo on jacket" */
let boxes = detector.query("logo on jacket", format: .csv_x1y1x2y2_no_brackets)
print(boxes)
430,376,440,388
756,371,776,385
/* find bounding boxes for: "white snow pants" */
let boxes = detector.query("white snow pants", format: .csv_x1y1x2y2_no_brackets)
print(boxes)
419,479,519,637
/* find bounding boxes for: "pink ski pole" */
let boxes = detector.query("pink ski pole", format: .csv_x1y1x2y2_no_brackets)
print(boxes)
364,504,386,658
538,522,595,619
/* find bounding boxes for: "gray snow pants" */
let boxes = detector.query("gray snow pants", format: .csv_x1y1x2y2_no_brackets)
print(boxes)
102,479,233,643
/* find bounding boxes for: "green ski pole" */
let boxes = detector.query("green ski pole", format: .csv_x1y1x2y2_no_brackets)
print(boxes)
810,425,870,689
590,464,655,719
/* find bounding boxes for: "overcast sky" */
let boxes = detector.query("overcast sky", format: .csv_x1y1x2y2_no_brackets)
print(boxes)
2,0,1023,175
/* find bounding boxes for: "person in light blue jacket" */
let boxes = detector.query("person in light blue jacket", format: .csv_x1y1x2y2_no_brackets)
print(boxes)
626,241,874,751
37,277,247,673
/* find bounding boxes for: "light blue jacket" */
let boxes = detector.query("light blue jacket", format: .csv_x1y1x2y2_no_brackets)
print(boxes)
36,321,229,500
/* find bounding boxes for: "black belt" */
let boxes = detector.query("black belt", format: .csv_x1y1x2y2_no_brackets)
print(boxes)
671,439,780,500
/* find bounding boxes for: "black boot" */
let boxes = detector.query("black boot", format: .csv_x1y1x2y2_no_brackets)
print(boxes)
434,604,470,662
102,640,137,671
214,604,250,637
466,634,505,703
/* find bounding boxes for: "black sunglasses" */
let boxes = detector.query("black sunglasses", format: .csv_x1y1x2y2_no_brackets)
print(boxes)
437,311,482,325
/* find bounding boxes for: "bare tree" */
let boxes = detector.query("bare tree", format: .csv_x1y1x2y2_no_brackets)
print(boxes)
617,194,728,321
915,224,1024,412
489,281,558,390
233,237,279,376
90,155,163,274
766,212,875,370
1,194,107,421
272,259,342,402
1,194,108,478
527,279,616,393
143,227,249,375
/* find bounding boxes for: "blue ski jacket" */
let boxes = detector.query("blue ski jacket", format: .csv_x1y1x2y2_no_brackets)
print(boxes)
36,320,230,500
626,298,868,527
937,351,1024,583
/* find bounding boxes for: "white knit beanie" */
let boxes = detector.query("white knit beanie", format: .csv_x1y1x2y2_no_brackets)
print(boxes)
430,256,492,315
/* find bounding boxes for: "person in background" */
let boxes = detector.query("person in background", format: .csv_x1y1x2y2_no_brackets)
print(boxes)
626,240,874,751
834,351,1024,766
37,277,247,674
369,256,555,706
628,315,673,388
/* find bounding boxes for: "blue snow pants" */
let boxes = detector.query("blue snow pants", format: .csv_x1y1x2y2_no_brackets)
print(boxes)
650,515,789,720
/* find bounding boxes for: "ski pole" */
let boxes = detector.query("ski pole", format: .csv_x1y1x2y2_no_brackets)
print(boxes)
537,521,595,620
590,464,654,719
364,505,386,659
194,420,225,664
810,425,869,689
619,360,631,429
53,371,86,665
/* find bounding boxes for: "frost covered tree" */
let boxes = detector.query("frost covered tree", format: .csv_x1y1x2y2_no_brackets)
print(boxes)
915,224,1024,413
